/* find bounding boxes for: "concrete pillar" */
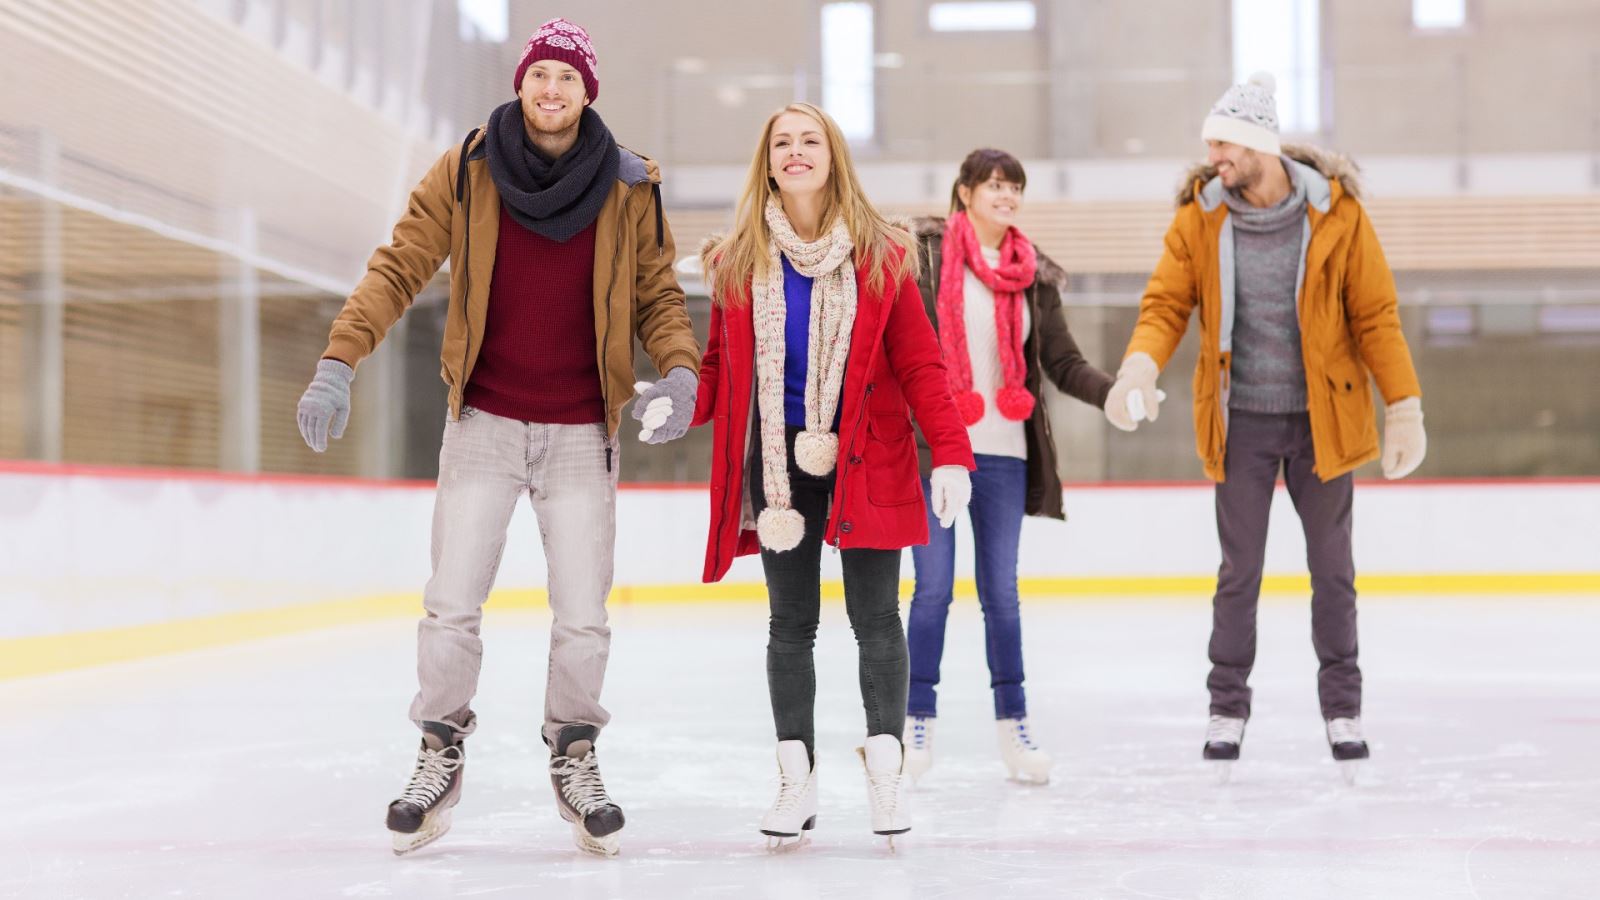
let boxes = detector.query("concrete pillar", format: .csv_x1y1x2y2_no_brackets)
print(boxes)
1047,276,1111,482
21,131,64,462
217,208,261,472
355,316,405,478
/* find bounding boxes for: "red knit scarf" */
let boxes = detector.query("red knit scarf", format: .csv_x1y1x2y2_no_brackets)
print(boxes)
937,211,1038,425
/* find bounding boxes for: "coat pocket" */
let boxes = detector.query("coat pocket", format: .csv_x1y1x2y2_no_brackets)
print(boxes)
1322,356,1377,458
864,413,921,506
1192,358,1225,471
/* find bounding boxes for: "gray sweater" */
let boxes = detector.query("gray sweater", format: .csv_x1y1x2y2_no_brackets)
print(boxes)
1223,164,1309,414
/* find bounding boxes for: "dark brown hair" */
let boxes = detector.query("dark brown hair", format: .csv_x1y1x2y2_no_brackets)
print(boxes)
950,148,1027,213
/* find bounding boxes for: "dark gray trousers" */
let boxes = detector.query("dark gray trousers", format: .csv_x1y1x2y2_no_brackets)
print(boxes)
750,426,908,755
1208,410,1361,720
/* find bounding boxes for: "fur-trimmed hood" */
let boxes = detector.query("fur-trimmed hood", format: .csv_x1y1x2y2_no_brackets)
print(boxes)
1176,143,1362,209
698,232,722,276
910,215,1068,292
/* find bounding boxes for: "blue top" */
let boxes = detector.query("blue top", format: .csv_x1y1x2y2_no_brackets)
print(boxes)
781,256,814,427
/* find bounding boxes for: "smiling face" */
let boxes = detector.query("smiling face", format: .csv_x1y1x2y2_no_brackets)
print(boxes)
767,110,832,202
518,59,588,135
957,170,1024,233
1206,139,1267,191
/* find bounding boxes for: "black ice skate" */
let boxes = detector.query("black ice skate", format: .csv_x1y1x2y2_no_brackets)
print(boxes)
549,724,625,857
386,721,465,856
1326,717,1369,784
1203,715,1246,783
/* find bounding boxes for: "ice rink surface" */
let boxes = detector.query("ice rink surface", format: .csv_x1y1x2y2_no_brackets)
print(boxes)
4,596,1598,899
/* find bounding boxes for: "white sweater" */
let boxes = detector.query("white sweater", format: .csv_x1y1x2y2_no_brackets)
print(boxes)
960,247,1031,460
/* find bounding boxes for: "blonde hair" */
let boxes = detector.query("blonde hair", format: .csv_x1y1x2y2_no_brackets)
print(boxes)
705,102,918,306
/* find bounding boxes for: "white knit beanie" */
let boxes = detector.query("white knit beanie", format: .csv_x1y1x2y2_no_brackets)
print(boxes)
1201,71,1281,156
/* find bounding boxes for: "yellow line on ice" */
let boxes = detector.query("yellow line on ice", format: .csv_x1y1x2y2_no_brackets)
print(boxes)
3,573,1596,680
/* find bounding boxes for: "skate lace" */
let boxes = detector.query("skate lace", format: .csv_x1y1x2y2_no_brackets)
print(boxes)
769,773,808,815
398,745,462,808
906,717,932,751
1002,718,1039,751
1205,715,1245,744
1327,717,1364,744
866,771,902,814
551,751,613,816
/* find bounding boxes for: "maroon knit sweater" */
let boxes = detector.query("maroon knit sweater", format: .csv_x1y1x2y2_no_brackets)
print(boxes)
464,208,603,424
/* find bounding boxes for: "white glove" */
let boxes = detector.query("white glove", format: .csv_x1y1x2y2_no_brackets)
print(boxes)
1104,352,1161,432
929,465,971,530
1126,388,1168,424
1381,396,1426,480
633,381,672,442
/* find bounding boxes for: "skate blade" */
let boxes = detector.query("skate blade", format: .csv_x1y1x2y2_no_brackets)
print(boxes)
1213,761,1235,785
761,814,816,850
571,822,620,858
1338,760,1361,786
391,809,452,856
764,832,812,852
1005,767,1052,786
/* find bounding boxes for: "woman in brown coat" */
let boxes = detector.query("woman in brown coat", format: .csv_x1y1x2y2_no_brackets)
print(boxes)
904,148,1113,785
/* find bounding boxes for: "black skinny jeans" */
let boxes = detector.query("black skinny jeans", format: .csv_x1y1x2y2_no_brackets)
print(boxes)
750,426,908,755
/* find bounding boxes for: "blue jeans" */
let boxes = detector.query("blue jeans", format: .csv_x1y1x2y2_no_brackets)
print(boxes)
907,453,1028,720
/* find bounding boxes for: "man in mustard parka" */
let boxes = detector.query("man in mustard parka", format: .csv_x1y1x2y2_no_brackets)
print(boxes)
1104,73,1427,773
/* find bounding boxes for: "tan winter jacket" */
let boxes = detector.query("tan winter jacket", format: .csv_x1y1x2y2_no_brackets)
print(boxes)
1124,145,1422,482
322,127,701,436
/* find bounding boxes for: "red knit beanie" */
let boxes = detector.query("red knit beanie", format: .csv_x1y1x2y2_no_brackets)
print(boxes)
512,18,599,102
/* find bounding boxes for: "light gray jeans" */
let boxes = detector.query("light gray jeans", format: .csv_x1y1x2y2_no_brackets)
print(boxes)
408,406,618,748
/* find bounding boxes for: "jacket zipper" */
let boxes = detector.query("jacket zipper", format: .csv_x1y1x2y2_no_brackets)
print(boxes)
598,182,639,456
458,162,474,416
830,381,873,548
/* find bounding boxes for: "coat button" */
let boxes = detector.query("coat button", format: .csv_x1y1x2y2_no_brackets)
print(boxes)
1344,381,1353,390
840,521,853,534
850,455,863,465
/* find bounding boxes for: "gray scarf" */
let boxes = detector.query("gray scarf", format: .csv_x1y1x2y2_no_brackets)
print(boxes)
485,101,619,243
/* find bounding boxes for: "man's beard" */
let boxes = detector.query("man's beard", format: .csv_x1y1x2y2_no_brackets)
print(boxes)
524,103,581,138
1227,159,1262,192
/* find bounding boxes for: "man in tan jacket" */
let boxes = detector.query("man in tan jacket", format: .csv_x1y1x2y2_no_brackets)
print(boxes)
1105,73,1426,779
295,19,699,857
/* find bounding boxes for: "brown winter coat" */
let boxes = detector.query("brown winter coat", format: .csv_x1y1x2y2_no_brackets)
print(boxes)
912,217,1113,520
1124,145,1421,482
321,127,701,436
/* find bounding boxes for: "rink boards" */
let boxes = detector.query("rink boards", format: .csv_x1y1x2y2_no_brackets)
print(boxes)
2,460,1597,679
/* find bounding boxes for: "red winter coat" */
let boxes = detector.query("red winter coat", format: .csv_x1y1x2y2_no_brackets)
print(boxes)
691,256,977,584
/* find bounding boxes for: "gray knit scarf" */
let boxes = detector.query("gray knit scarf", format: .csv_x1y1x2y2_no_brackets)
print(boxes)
485,101,619,243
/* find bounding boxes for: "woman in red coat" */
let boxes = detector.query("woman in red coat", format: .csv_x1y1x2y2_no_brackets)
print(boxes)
690,103,974,846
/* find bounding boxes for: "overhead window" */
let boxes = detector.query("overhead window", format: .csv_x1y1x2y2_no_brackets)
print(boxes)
928,2,1037,32
1231,0,1320,133
822,2,875,142
1414,0,1467,30
457,0,507,42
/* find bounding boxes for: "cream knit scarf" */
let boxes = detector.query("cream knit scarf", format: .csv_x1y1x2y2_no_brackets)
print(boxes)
752,197,857,552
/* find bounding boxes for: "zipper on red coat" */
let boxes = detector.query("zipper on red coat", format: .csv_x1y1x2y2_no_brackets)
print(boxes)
712,307,736,576
830,382,873,549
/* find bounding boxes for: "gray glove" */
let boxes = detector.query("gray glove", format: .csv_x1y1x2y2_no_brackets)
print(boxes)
631,366,697,444
296,359,354,453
